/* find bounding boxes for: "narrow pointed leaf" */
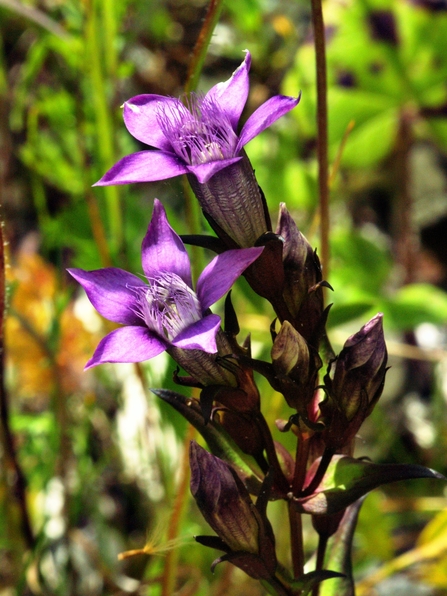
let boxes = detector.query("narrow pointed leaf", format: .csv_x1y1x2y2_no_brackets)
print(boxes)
151,389,264,492
296,455,444,516
289,570,346,596
318,498,365,596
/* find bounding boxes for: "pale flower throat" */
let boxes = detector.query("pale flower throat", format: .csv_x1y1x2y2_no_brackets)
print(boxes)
136,272,202,341
157,94,238,166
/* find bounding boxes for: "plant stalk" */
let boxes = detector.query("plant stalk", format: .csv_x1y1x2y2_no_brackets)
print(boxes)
310,0,330,283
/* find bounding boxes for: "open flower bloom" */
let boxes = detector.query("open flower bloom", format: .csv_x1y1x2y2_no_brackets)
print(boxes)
68,200,262,369
95,51,300,248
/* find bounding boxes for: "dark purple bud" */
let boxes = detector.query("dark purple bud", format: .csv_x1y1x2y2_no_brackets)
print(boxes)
275,203,325,343
368,10,399,45
322,313,388,450
333,313,387,418
190,441,260,554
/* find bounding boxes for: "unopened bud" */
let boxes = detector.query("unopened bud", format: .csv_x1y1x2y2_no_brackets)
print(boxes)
322,313,388,450
276,203,325,343
271,321,309,379
332,313,387,420
190,441,260,554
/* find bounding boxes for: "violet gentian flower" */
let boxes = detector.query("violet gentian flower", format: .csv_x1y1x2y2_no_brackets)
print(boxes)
68,199,262,369
95,51,300,248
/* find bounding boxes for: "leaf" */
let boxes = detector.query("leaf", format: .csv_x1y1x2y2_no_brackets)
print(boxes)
151,389,264,494
318,499,365,596
415,509,447,589
295,455,444,516
339,108,399,168
289,570,346,596
327,302,375,328
381,283,447,330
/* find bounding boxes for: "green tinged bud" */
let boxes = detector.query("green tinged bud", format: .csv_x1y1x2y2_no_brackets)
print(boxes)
271,321,310,379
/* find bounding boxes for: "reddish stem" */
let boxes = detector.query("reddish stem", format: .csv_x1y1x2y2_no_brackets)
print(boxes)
311,0,330,283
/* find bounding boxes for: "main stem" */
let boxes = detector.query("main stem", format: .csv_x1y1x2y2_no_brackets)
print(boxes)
311,0,330,283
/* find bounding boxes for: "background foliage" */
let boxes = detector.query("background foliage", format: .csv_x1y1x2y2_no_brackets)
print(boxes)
1,0,447,594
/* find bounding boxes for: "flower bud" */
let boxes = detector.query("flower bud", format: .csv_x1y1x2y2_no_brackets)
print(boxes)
322,313,388,450
190,441,260,554
271,320,309,378
275,203,325,343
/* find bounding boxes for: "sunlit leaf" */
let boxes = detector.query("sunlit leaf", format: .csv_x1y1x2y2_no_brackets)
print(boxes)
295,455,444,516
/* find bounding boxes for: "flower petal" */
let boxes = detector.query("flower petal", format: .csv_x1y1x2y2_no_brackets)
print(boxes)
141,199,192,286
197,247,263,310
187,156,242,184
237,94,301,151
171,314,221,353
94,151,189,186
86,326,167,369
123,94,181,150
68,267,145,325
206,51,251,130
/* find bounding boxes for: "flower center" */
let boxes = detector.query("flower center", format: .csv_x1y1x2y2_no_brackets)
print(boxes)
135,272,202,341
157,94,238,166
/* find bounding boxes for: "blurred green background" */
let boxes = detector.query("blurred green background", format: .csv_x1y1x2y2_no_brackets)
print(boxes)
1,0,447,594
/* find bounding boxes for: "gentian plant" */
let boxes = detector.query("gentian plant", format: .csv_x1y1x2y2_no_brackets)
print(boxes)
71,49,444,596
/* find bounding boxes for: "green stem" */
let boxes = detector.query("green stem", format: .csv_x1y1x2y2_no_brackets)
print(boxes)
310,0,330,284
85,0,123,259
312,534,329,596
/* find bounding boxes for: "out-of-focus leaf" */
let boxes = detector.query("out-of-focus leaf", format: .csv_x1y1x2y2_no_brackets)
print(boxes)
339,109,399,168
357,505,447,594
327,302,375,329
318,498,365,596
331,229,392,297
328,89,398,148
381,283,447,330
415,509,447,589
295,455,444,516
356,491,394,562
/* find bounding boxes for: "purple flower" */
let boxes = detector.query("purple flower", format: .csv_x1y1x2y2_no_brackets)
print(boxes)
68,200,262,369
96,51,298,186
95,51,300,248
